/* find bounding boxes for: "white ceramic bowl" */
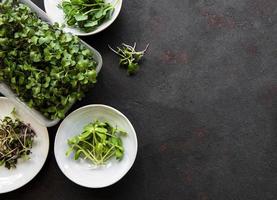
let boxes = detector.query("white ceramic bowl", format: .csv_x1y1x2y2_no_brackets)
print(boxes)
44,0,123,36
0,97,49,194
54,104,138,188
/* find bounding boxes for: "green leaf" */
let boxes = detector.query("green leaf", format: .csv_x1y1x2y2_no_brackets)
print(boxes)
65,147,74,157
95,127,107,134
30,36,38,44
95,10,104,19
111,137,119,146
83,124,95,133
11,77,16,84
118,129,128,136
115,149,123,160
87,70,97,82
77,73,85,80
78,130,92,140
30,51,41,62
68,137,79,145
96,143,103,153
84,21,98,27
97,132,107,141
19,76,25,85
74,149,82,160
75,14,88,21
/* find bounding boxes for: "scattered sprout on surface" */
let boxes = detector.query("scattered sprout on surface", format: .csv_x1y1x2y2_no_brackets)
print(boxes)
109,43,149,75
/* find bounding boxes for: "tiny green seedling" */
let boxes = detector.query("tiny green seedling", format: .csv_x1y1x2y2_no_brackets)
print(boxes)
109,43,149,75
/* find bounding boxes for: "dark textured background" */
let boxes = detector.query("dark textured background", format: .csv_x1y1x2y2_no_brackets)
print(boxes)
2,0,277,199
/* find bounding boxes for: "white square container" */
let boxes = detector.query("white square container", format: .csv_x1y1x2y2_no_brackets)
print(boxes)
0,0,103,127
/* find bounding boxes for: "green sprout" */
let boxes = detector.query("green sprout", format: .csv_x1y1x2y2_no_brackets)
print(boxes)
109,43,149,75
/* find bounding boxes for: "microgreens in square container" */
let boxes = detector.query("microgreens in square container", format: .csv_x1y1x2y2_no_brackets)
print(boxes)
0,0,102,126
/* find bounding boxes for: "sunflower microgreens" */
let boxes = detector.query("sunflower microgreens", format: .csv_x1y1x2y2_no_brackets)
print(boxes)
59,0,117,32
66,120,127,165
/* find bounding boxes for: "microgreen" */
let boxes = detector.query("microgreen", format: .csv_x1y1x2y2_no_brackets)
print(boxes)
0,0,98,120
109,43,149,75
66,120,127,165
59,0,117,32
0,110,36,169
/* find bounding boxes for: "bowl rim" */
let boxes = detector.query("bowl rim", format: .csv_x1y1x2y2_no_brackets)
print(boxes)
44,0,123,36
0,97,49,194
54,104,138,188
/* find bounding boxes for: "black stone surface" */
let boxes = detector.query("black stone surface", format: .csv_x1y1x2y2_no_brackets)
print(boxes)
2,0,277,199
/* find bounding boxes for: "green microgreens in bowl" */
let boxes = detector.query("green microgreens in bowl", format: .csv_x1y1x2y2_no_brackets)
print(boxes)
59,0,117,32
66,120,127,165
0,0,98,120
0,111,36,169
109,43,149,75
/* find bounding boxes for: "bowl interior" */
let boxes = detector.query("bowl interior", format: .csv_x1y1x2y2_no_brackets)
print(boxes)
44,0,122,36
0,97,49,194
54,104,137,188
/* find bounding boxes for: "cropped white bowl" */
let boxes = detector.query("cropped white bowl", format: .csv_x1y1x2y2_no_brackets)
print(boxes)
0,97,49,194
54,104,138,188
44,0,123,36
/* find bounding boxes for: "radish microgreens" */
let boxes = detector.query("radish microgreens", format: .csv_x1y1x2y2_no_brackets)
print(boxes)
0,111,36,169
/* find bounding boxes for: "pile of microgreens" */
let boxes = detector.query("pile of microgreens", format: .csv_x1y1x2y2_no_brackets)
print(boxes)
59,0,117,32
0,0,98,120
0,111,36,169
66,120,127,165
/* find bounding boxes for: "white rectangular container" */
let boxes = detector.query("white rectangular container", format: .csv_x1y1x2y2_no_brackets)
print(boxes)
0,0,103,127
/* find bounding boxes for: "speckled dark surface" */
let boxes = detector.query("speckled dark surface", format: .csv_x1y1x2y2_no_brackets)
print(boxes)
2,0,277,199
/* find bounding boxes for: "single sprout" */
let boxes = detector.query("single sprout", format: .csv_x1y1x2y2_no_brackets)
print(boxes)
109,43,149,75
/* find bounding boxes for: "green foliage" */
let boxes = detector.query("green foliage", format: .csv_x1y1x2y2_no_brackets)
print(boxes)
0,112,36,169
66,120,127,165
59,0,116,32
0,0,98,119
109,43,149,75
